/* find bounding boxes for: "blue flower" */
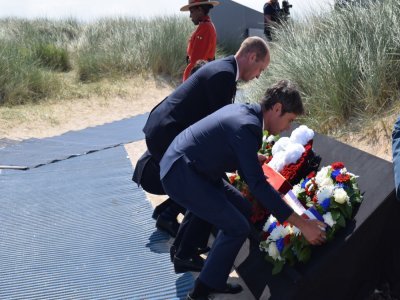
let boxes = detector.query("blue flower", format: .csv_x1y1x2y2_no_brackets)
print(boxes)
320,198,331,211
276,238,285,253
331,169,341,180
336,182,346,189
301,178,310,189
268,222,277,233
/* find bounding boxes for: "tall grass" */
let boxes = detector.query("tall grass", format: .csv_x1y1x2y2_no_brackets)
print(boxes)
0,18,81,105
76,16,192,82
247,0,400,131
0,16,191,105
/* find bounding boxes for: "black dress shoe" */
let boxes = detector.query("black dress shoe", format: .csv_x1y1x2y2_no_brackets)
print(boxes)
186,294,211,300
173,255,204,273
151,199,172,220
170,246,209,263
210,283,243,294
156,216,179,237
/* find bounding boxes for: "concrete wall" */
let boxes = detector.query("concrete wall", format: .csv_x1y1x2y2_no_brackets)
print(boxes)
210,0,265,48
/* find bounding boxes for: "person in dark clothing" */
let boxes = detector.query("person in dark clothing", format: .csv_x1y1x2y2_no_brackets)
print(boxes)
160,80,327,300
132,36,270,240
263,0,281,41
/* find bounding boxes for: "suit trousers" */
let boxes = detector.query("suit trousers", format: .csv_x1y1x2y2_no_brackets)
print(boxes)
174,178,252,258
132,150,186,217
162,156,252,290
132,150,165,195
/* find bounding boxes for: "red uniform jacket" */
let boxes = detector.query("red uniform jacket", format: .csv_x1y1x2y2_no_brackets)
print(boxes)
183,16,216,81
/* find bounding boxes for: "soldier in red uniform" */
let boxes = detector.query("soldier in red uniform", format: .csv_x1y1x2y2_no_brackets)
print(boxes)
180,0,220,81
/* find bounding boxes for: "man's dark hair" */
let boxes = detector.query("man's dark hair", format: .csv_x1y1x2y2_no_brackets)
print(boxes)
260,80,304,115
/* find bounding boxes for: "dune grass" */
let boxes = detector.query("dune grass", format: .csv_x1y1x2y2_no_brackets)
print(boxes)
247,0,400,132
0,16,192,106
0,18,80,105
76,16,192,82
1,1,399,133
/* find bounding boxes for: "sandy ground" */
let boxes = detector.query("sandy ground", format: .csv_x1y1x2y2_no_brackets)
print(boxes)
0,75,395,299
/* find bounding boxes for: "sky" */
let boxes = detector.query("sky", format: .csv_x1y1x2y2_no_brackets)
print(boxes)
0,0,335,21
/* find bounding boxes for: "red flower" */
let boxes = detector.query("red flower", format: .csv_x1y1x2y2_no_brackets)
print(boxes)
336,173,351,183
229,174,237,184
279,140,314,184
331,162,345,169
284,235,291,245
307,171,316,179
306,187,314,197
313,195,319,203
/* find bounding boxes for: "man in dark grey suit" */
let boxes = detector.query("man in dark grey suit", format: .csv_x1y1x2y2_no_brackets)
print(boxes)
160,80,327,300
133,37,270,239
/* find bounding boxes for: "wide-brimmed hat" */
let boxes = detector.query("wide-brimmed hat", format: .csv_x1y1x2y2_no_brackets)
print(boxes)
180,0,220,11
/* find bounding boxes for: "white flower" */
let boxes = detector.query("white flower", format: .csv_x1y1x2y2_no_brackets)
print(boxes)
292,184,303,197
348,172,358,178
319,177,334,187
290,125,314,146
316,185,334,203
263,215,278,232
268,151,287,172
340,168,348,174
315,166,330,185
271,137,291,156
286,224,298,236
333,188,350,204
323,212,336,227
267,135,278,143
270,224,287,240
267,242,282,260
305,180,316,192
284,143,305,165
268,142,304,172
292,226,301,236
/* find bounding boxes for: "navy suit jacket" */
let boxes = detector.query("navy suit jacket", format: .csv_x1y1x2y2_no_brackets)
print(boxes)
143,55,237,162
160,103,294,222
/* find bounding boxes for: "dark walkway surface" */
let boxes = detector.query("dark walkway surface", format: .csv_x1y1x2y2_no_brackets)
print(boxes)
0,116,194,299
0,113,149,170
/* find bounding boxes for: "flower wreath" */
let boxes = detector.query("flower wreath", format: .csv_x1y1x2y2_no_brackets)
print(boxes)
230,125,320,228
259,161,363,274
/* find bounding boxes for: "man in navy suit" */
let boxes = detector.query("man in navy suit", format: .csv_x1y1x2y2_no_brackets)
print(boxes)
133,36,270,238
160,80,327,299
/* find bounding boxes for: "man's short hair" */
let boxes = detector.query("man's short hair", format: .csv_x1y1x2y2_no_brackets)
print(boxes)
260,80,304,115
237,36,269,62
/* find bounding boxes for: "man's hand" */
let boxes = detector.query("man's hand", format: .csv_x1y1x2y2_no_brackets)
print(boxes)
287,213,327,245
258,154,267,165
